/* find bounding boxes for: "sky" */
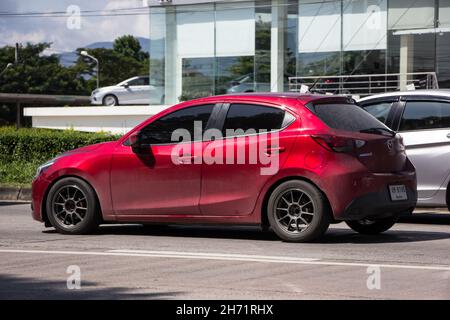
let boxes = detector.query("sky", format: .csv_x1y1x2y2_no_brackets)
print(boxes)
0,0,150,54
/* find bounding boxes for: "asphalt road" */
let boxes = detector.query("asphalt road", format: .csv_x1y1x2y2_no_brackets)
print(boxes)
0,202,449,300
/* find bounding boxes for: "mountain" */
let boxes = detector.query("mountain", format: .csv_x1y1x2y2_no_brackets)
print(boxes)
57,37,150,67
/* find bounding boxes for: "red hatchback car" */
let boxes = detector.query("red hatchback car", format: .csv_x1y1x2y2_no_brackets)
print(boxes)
32,93,417,242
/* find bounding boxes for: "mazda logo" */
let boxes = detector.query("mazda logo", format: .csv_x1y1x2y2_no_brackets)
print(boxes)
387,140,394,151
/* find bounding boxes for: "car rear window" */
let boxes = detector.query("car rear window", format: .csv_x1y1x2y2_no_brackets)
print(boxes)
311,103,386,132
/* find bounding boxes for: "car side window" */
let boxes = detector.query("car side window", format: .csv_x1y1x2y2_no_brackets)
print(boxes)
362,102,393,124
140,104,215,145
400,101,450,131
222,104,287,137
128,78,146,86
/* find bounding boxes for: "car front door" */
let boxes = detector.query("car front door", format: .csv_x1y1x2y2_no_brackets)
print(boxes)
123,77,146,104
397,98,450,201
110,104,216,216
199,102,297,216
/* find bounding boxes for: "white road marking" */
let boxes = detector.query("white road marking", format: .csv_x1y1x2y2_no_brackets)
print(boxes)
0,248,450,271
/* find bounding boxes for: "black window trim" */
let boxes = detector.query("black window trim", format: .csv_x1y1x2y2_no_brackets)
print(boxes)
215,102,296,140
132,103,221,147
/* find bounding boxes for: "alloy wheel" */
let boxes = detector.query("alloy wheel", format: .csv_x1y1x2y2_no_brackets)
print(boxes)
104,96,117,106
52,185,88,229
274,188,316,234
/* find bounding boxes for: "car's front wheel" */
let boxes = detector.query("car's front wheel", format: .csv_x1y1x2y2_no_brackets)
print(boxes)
267,180,331,242
102,94,118,106
345,216,397,235
46,177,101,234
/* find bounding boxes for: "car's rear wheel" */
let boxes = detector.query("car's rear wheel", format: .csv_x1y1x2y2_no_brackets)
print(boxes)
46,177,101,234
267,180,331,242
103,94,118,106
345,216,397,235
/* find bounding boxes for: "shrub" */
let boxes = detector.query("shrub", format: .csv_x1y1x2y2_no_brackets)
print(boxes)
0,127,120,185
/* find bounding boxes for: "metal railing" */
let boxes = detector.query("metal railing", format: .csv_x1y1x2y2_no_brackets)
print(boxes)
288,72,439,97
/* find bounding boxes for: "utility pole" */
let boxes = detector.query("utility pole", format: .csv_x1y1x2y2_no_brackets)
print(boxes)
15,43,21,130
15,43,19,64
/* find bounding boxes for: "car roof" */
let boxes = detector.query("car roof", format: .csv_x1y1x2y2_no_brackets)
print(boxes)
358,89,450,102
186,92,354,107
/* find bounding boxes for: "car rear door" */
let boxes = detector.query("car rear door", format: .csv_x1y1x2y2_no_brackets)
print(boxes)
396,97,450,200
199,102,298,216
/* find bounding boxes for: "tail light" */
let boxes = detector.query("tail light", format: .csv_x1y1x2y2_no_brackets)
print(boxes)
311,134,366,153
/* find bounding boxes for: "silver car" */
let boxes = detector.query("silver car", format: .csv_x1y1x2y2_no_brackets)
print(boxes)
90,76,165,106
359,90,450,210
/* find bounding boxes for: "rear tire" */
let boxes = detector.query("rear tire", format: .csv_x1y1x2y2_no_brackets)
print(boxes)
46,177,101,235
346,216,397,235
267,180,331,242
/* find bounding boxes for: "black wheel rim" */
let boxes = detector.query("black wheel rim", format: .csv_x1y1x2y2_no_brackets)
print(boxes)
274,188,315,234
52,185,88,229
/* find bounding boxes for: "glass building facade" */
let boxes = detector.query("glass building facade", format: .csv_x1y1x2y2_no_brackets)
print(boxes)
149,0,450,105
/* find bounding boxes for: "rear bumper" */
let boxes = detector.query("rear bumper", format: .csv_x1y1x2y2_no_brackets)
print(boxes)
340,184,417,220
320,157,417,221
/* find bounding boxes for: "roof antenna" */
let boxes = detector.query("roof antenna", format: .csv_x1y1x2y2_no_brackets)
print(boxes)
307,77,322,93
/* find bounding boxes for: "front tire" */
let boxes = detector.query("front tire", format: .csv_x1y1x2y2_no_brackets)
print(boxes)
46,177,101,235
103,94,118,106
267,180,331,242
346,216,397,235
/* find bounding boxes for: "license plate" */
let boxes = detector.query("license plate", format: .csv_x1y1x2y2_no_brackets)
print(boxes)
389,185,408,201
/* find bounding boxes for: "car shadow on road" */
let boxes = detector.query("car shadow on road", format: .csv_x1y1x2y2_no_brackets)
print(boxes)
319,228,450,244
399,212,450,225
0,274,182,300
0,201,29,206
85,224,450,244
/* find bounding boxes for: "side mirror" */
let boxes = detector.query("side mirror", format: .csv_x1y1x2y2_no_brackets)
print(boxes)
123,82,130,88
126,131,140,147
125,131,152,155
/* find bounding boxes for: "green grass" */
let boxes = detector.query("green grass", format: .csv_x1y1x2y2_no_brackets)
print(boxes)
0,160,39,187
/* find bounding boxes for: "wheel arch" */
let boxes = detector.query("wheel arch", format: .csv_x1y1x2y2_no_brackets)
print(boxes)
260,176,334,228
447,180,450,211
41,175,103,226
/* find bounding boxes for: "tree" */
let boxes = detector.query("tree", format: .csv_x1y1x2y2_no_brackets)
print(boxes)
113,35,148,62
0,43,88,95
75,35,150,90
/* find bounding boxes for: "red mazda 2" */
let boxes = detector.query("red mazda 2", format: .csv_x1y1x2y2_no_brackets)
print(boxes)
31,93,417,242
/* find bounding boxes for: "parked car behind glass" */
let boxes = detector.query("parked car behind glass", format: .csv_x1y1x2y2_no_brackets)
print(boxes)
359,90,450,210
90,76,164,106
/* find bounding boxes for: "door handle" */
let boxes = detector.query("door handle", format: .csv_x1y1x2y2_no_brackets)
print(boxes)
447,133,450,139
264,146,286,155
177,155,198,164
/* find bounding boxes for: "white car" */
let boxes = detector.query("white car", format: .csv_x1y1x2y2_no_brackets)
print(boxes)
359,90,450,210
90,76,165,106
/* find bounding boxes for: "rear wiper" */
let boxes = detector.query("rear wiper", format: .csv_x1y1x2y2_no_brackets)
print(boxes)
360,127,396,137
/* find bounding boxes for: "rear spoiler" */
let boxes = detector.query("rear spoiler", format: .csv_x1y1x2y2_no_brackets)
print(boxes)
304,96,356,114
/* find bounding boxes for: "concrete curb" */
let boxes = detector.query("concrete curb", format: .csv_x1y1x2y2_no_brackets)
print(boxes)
0,187,32,202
